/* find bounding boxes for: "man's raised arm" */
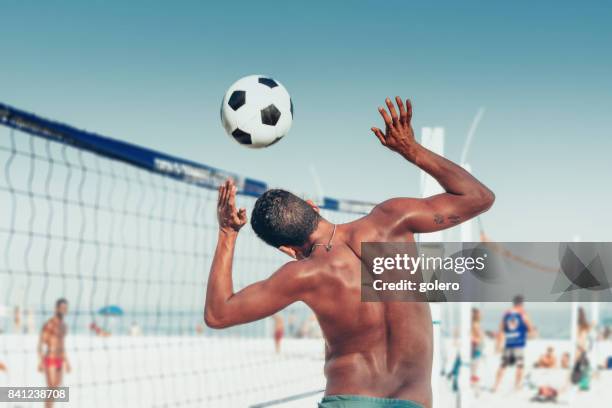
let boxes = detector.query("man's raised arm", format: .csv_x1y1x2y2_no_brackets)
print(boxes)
204,179,311,329
370,97,495,237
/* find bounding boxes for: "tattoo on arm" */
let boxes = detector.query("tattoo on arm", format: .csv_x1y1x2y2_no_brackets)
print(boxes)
448,214,461,224
433,214,461,225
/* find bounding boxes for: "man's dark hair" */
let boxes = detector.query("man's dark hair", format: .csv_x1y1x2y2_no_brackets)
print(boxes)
251,189,320,248
56,298,68,308
512,295,524,306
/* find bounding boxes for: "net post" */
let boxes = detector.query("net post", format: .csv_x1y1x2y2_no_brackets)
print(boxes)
420,127,445,408
457,164,473,408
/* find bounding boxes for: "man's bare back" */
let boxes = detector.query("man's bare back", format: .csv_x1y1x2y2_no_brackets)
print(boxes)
302,221,433,404
205,97,494,407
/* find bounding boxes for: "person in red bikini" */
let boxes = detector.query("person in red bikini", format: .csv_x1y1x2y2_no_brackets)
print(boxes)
38,298,71,408
273,314,284,354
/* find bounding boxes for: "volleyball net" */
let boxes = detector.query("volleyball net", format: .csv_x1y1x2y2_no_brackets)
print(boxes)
0,103,373,407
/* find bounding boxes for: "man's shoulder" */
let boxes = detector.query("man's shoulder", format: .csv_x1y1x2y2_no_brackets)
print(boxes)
42,318,55,331
271,260,323,298
369,197,422,218
356,197,423,240
277,259,319,281
337,213,384,244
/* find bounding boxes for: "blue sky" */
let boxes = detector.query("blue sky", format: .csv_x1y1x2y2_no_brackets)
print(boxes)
1,0,611,241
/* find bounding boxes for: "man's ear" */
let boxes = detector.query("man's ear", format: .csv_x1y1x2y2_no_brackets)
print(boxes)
279,245,298,259
305,199,320,213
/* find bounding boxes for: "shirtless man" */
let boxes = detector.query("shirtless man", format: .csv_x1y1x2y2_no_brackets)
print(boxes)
204,97,495,408
38,298,71,408
535,346,557,369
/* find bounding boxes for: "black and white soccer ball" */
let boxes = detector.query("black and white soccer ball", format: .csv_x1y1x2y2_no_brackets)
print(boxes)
221,75,293,148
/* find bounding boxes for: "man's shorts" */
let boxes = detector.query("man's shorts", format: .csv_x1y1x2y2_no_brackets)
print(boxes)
319,395,423,408
501,347,525,368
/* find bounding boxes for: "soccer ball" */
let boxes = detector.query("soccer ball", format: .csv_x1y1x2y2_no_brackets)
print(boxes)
220,75,293,148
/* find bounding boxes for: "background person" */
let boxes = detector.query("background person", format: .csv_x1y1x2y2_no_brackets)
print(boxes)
492,295,536,392
534,346,557,369
273,314,284,354
38,298,70,408
572,307,597,391
561,352,571,369
577,307,595,356
13,306,21,333
471,308,484,385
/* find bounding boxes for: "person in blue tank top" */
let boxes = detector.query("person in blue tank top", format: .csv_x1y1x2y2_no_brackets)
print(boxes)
492,295,536,392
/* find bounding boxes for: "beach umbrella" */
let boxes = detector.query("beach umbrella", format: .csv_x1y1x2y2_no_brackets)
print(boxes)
97,305,124,316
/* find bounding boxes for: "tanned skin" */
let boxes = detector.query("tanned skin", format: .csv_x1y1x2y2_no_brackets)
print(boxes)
205,97,495,407
38,301,70,408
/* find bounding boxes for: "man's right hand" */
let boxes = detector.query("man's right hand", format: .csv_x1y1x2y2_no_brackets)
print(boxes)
217,179,247,234
371,97,418,159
